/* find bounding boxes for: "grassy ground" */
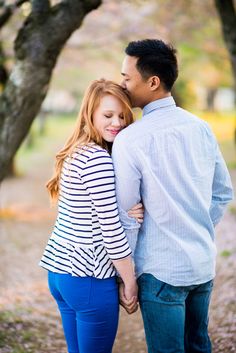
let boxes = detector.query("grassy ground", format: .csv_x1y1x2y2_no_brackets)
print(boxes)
15,114,76,176
16,110,236,173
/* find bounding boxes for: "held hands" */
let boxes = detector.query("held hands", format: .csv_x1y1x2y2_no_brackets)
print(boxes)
128,203,144,224
117,203,142,314
119,281,139,315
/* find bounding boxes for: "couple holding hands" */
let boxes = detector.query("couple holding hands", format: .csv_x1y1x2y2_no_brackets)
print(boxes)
40,39,233,353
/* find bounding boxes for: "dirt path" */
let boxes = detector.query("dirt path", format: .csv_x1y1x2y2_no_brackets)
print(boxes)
0,146,235,353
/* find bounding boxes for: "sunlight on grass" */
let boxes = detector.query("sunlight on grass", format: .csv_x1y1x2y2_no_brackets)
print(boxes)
0,208,15,220
197,111,235,142
16,114,76,174
15,111,236,176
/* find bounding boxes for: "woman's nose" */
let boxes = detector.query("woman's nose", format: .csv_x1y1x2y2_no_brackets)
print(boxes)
111,116,121,127
120,79,126,89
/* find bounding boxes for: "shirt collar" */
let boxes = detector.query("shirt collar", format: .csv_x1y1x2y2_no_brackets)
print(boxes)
143,96,176,117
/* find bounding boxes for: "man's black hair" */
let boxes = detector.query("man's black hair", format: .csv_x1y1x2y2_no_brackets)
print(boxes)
125,39,178,91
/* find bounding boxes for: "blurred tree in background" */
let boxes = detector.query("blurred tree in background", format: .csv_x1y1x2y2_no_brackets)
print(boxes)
0,0,101,182
214,0,236,97
67,0,233,109
214,0,236,143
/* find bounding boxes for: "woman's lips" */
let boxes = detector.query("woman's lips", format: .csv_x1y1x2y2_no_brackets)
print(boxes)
107,129,121,136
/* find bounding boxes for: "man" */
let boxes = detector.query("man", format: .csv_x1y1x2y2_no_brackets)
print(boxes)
112,39,234,353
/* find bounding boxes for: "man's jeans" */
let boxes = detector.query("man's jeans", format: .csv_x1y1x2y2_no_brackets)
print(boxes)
138,273,213,353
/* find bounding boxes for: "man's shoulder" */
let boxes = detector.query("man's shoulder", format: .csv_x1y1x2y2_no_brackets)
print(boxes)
115,119,143,145
178,108,213,133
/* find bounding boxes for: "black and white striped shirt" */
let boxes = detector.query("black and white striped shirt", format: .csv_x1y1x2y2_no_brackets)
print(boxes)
39,144,131,279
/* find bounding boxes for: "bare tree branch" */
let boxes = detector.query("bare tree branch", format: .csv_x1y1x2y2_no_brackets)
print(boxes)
0,6,11,27
16,0,29,6
0,0,28,28
52,0,102,34
0,42,8,86
0,0,103,182
31,0,50,15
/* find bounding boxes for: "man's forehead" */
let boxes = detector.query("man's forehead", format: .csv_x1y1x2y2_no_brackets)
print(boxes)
121,56,138,74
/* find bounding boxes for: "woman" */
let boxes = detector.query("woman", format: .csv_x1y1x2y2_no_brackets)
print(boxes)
39,79,142,353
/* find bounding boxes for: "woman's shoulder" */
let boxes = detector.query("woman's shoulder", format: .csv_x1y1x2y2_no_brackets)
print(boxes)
73,143,111,164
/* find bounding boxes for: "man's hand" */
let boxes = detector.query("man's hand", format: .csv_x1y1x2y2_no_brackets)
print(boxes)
119,282,139,314
128,202,144,224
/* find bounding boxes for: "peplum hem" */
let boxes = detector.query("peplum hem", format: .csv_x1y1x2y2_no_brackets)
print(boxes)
39,235,117,279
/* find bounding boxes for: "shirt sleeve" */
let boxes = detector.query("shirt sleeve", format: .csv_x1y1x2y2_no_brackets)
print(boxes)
210,143,234,226
112,135,142,254
80,149,131,260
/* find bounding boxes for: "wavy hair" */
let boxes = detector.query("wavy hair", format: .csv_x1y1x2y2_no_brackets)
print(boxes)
46,79,133,202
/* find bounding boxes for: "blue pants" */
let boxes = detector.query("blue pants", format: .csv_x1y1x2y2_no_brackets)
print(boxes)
48,272,119,353
138,274,213,353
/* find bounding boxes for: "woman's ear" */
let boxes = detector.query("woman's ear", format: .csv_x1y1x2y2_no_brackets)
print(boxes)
149,76,160,91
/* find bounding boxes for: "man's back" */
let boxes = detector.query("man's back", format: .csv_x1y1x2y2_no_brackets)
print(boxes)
112,97,233,286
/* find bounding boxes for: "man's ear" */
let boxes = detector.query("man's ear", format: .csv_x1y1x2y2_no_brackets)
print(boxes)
149,76,160,91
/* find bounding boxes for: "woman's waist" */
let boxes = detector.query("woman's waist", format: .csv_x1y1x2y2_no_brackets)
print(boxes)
51,232,103,249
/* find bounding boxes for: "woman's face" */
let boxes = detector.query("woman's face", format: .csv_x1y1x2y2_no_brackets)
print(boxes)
93,94,126,143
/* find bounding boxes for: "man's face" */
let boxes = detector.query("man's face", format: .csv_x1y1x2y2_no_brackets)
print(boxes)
121,55,151,109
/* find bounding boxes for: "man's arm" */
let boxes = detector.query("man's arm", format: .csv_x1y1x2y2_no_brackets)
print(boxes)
112,134,141,253
210,143,234,226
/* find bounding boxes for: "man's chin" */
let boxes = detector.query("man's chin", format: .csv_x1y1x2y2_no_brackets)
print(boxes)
125,93,139,108
129,98,136,108
131,101,139,109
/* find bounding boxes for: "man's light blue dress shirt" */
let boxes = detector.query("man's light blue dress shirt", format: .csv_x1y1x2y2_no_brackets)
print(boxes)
112,97,233,286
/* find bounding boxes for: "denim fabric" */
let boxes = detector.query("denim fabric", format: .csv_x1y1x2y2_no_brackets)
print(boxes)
138,273,213,353
48,271,119,353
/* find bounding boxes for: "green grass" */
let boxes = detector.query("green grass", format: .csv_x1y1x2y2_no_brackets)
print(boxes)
197,111,236,143
219,139,236,169
0,310,32,351
15,114,76,175
0,309,46,353
220,250,232,257
15,110,236,176
229,206,236,216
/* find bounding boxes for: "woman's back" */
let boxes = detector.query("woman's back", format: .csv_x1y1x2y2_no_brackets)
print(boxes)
40,143,131,279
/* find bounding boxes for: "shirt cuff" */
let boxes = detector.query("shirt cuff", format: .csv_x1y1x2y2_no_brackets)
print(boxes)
119,208,141,230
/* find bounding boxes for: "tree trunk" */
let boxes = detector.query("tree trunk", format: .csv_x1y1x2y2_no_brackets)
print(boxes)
214,0,236,146
214,0,236,93
206,88,217,111
0,43,8,87
0,0,102,182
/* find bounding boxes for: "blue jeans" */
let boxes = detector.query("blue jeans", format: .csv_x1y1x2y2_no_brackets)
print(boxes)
48,272,119,353
138,274,213,353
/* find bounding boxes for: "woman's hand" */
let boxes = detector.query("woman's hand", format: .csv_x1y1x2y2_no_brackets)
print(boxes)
119,281,139,314
128,202,144,224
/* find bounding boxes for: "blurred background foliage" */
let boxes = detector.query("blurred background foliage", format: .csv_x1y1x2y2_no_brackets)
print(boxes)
0,0,235,174
47,0,234,110
1,0,234,109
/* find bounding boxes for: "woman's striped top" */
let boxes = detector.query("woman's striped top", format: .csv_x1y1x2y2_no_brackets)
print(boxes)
39,143,131,279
